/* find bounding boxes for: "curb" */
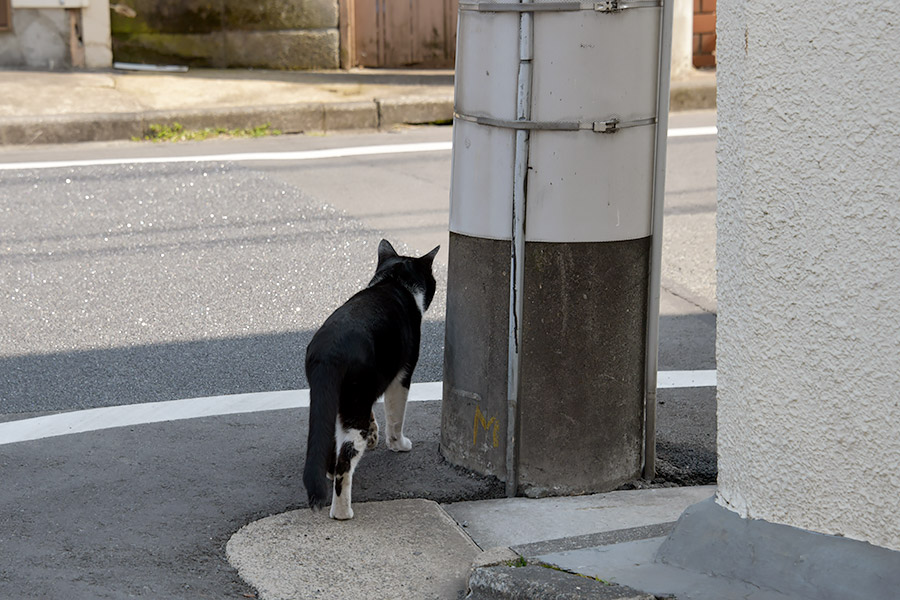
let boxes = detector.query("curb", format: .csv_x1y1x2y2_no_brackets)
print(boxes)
669,73,717,111
466,565,655,600
0,95,455,146
0,74,715,146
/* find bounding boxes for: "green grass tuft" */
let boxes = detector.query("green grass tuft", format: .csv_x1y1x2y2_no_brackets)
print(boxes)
134,122,282,143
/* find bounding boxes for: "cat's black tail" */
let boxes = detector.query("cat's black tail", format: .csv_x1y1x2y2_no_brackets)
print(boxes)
303,363,341,510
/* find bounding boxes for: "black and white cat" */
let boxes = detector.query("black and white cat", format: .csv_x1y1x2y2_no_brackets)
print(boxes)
302,239,439,520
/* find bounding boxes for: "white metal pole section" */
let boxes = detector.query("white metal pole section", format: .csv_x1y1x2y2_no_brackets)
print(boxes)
643,0,675,480
506,0,533,498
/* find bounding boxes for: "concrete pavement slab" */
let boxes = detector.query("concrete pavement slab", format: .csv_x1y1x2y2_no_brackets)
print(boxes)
535,537,794,600
442,485,715,549
0,69,454,116
0,72,145,116
226,499,481,600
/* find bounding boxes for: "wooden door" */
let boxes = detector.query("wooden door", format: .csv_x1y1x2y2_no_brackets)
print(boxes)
343,0,458,68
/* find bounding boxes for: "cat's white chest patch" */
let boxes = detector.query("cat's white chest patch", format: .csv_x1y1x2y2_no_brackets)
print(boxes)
412,289,425,314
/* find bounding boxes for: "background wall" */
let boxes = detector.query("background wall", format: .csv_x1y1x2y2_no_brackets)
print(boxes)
0,0,111,69
716,0,900,551
692,0,715,68
0,8,70,68
111,0,339,69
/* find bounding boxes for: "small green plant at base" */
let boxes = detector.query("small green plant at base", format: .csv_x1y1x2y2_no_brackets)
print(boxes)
135,122,281,143
505,556,528,568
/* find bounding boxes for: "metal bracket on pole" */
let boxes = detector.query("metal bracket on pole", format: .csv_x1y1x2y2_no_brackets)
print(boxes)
459,1,663,13
595,0,664,12
454,112,656,133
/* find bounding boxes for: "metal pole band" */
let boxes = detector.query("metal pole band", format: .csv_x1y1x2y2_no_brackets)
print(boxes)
459,1,663,13
454,112,656,133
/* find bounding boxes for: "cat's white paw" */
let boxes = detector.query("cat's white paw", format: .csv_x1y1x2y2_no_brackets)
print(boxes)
330,504,354,520
388,435,412,452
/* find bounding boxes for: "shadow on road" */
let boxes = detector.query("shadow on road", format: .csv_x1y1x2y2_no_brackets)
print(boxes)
0,320,445,414
1,314,715,482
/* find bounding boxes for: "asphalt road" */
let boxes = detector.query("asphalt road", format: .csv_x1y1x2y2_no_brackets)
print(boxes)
0,114,717,598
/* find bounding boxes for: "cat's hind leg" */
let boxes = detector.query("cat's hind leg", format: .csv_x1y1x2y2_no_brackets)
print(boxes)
384,372,412,452
366,410,379,450
330,423,367,520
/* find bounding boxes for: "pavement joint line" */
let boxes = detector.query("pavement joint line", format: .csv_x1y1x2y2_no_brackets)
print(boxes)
0,127,716,171
0,372,714,446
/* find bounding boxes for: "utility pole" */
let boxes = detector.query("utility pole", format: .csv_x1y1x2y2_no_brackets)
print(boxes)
441,0,674,496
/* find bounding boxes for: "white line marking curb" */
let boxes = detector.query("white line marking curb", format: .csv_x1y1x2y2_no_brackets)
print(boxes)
0,127,716,172
0,375,714,446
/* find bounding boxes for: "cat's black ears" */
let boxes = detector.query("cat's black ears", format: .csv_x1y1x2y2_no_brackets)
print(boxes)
377,239,398,266
420,245,440,267
377,239,439,267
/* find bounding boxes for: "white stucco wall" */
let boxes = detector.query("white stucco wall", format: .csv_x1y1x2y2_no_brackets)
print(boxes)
715,0,900,552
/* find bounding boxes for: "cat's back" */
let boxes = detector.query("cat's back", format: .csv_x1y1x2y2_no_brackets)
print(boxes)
324,283,414,329
306,283,417,364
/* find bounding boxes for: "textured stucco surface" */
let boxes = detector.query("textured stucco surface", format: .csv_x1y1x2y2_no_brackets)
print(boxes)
716,1,900,551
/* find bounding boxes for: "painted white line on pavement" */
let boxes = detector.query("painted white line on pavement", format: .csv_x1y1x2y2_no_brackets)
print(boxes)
668,126,717,138
0,375,715,446
0,382,443,446
658,369,717,389
0,127,716,171
0,142,453,171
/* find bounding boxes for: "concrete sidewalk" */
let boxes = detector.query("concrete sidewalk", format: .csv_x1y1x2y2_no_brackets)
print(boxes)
226,482,803,599
0,67,715,146
227,485,786,600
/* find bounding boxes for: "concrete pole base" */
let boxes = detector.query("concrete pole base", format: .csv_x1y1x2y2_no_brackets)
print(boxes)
441,232,650,496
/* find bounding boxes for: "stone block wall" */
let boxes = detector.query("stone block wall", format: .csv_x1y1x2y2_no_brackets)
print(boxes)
111,0,339,69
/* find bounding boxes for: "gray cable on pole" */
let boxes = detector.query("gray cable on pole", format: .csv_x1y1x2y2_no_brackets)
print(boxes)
506,0,534,499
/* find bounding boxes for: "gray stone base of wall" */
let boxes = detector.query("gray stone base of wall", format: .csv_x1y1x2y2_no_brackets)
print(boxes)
657,497,900,600
113,29,339,70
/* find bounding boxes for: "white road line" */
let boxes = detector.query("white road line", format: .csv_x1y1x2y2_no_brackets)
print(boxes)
0,142,453,171
668,126,717,138
658,369,717,389
0,127,716,172
0,375,714,446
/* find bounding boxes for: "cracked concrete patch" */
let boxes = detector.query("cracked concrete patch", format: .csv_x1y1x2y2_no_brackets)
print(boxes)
226,499,481,600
